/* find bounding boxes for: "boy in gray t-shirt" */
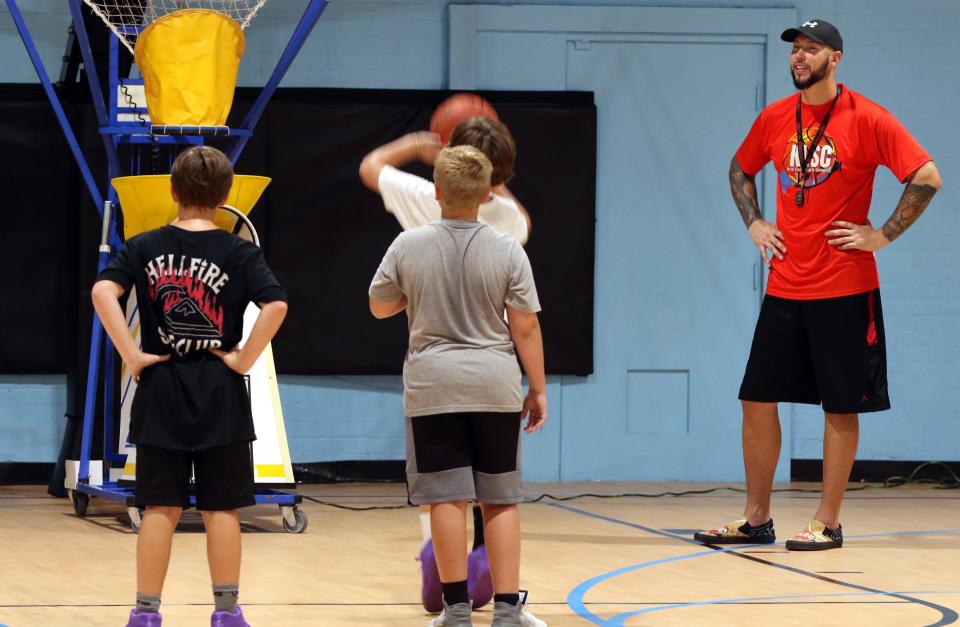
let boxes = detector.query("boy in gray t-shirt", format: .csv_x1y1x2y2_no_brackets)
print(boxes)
370,145,546,626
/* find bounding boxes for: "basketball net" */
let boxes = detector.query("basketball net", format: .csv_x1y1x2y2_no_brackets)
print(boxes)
81,1,267,57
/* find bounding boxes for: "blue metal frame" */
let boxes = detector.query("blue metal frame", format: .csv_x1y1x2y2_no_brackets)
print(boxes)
228,0,329,164
82,482,301,507
67,0,123,181
4,0,108,230
7,0,327,511
78,199,115,482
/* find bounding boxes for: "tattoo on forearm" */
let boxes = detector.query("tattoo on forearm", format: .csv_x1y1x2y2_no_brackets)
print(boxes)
729,157,762,228
881,183,938,242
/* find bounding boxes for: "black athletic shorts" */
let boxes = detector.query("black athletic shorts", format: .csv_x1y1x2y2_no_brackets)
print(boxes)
739,288,889,414
135,440,256,511
405,412,522,505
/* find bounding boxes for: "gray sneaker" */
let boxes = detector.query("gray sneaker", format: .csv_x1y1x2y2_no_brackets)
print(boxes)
494,592,548,627
492,601,523,627
427,600,473,627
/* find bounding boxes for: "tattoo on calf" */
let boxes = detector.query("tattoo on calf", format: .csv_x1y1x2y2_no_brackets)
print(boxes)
729,157,762,228
881,183,938,242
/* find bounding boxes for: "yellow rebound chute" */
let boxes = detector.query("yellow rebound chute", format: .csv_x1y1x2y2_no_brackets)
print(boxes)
134,9,245,126
112,174,270,239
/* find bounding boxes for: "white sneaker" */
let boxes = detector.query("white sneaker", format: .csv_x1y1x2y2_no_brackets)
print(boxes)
520,607,546,627
519,591,546,627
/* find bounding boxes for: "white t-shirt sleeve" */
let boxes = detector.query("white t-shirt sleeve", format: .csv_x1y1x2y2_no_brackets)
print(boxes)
377,165,441,231
379,165,529,245
478,195,529,245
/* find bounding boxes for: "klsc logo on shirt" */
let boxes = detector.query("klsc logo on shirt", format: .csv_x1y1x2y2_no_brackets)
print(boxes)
779,126,842,194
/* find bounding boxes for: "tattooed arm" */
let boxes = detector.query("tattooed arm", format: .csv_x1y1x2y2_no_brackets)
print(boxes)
881,161,942,242
826,161,942,251
730,156,785,263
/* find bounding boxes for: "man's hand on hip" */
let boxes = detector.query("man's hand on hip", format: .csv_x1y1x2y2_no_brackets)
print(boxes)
748,219,787,264
825,221,890,252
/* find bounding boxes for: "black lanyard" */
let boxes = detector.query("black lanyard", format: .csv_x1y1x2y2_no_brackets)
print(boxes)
794,85,842,206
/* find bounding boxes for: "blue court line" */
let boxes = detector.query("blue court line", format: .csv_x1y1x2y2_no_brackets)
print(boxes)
611,590,960,623
548,502,960,626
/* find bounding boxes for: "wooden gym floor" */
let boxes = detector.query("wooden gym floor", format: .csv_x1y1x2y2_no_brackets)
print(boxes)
0,481,957,626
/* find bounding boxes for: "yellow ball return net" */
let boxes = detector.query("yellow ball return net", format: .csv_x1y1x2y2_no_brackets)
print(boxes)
82,1,263,130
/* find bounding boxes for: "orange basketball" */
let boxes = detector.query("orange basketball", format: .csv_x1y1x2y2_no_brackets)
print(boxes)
429,93,499,145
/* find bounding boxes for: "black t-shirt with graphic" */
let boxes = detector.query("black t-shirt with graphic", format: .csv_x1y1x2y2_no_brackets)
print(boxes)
97,225,287,450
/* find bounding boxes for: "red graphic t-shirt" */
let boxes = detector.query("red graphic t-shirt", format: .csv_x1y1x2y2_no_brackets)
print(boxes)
736,85,931,299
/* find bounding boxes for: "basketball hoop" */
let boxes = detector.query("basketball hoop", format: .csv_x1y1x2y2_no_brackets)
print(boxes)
81,1,268,125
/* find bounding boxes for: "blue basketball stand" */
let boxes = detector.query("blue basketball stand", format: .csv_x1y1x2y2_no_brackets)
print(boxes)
4,0,328,534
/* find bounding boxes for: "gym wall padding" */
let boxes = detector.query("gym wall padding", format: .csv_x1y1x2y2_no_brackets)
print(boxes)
0,86,80,374
0,86,596,377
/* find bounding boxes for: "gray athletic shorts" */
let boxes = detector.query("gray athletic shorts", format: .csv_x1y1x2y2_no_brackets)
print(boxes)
405,412,522,505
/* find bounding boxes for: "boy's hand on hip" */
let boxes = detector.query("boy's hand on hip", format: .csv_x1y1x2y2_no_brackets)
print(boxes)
522,390,548,434
130,351,169,383
209,347,250,374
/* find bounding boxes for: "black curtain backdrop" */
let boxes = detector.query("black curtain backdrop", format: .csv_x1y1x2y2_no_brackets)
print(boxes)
0,86,595,380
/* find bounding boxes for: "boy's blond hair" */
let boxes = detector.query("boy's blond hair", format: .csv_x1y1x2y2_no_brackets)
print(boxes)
170,145,234,210
433,145,493,211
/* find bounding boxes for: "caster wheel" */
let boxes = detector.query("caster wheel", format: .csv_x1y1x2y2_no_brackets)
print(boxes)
281,507,308,534
73,491,89,517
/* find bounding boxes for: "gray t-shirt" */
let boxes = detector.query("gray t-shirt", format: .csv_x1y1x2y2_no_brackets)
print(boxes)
369,219,541,417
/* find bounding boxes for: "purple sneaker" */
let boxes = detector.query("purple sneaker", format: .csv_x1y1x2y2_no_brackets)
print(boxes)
419,540,444,612
211,606,250,627
126,609,162,626
467,544,493,609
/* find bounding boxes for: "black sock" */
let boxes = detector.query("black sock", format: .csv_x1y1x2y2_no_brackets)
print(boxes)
471,505,485,550
494,593,520,606
442,580,469,606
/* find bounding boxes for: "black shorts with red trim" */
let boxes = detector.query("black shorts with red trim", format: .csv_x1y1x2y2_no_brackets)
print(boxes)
739,288,889,414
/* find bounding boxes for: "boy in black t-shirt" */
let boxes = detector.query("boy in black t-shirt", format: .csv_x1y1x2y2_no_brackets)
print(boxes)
92,146,288,627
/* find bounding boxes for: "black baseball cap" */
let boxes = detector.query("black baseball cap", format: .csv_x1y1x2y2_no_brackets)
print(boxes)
781,19,843,53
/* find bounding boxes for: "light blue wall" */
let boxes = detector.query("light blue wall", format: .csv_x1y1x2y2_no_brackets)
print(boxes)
0,376,66,461
1,1,957,477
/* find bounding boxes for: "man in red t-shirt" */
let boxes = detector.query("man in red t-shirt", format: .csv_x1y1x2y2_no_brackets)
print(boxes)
694,19,942,550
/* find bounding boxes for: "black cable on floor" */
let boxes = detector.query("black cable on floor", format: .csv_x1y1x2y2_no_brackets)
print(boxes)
301,460,958,511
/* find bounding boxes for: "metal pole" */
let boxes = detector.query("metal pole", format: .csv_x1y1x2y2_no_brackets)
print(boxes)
66,0,124,177
79,200,115,483
4,0,105,216
228,0,329,164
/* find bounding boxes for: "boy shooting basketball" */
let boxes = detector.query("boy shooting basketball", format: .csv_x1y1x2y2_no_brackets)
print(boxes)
370,145,546,626
360,115,531,243
92,146,288,627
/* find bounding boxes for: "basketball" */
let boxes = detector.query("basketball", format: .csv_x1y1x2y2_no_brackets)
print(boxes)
429,93,499,144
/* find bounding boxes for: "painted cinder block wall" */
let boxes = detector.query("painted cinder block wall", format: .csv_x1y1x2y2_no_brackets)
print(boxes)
1,0,957,479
